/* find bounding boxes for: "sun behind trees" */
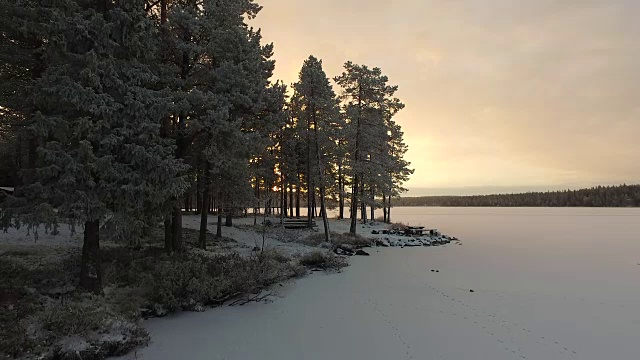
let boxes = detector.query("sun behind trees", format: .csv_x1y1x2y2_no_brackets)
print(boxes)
0,0,412,294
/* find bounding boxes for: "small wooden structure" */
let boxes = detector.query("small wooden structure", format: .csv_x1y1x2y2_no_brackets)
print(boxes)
283,218,317,229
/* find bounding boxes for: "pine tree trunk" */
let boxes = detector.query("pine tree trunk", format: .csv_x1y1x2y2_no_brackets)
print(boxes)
388,196,392,223
296,173,301,218
312,111,331,242
80,220,101,294
283,181,288,219
383,195,388,223
370,186,375,221
198,163,210,250
196,173,202,215
311,190,317,218
289,185,294,218
360,182,367,223
349,81,363,235
349,177,358,234
307,183,313,228
338,165,344,219
216,211,223,238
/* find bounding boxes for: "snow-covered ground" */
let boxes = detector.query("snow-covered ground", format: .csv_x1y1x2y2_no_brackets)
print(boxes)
117,207,640,360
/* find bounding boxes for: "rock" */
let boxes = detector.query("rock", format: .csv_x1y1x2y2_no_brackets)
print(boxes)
339,244,354,251
435,270,439,273
470,289,475,293
334,248,354,256
355,249,370,256
374,239,389,247
431,269,435,272
371,230,379,234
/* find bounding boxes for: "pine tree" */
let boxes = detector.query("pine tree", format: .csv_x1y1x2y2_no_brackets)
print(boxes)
335,62,403,234
13,0,186,293
290,56,340,241
158,0,273,246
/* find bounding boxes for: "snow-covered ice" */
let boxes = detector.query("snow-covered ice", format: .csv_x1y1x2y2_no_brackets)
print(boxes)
117,207,640,360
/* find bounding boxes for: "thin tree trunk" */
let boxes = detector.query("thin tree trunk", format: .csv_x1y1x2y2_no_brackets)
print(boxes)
388,196,392,223
216,212,223,238
312,109,331,242
289,185,294,218
80,220,101,294
349,81,363,235
196,172,202,215
383,194,388,223
307,182,313,227
296,173,301,218
283,180,288,219
349,177,358,234
254,176,259,225
370,186,375,221
360,181,367,223
338,165,344,219
198,163,210,250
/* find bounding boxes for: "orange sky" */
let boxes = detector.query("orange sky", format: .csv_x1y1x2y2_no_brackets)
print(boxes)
252,0,640,195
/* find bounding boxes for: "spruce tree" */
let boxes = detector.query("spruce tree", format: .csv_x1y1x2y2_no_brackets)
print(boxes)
15,0,186,293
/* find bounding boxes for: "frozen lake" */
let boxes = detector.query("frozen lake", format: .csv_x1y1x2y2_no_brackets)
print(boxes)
122,207,640,360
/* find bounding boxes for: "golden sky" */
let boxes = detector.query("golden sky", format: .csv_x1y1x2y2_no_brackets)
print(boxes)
252,0,640,195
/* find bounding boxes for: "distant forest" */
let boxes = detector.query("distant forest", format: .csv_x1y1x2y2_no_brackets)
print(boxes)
395,184,640,207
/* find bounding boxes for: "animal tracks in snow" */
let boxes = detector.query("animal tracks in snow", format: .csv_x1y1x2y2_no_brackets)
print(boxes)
405,263,579,359
359,295,416,360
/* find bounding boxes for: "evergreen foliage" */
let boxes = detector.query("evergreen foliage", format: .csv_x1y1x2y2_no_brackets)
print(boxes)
0,0,413,297
395,184,640,207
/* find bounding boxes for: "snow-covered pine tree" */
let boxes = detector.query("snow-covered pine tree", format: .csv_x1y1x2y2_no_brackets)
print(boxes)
369,92,409,222
335,62,403,234
384,121,413,222
160,0,273,246
291,56,341,241
19,0,186,293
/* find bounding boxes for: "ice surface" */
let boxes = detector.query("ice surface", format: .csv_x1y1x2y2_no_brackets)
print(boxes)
118,207,640,360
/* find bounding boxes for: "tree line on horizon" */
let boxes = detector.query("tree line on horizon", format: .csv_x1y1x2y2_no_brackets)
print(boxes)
0,0,412,293
394,184,640,207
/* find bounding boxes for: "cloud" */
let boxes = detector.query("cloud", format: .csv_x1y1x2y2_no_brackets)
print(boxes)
252,0,640,190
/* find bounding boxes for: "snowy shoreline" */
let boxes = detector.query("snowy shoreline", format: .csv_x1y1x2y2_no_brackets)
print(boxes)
2,214,449,359
121,208,640,360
